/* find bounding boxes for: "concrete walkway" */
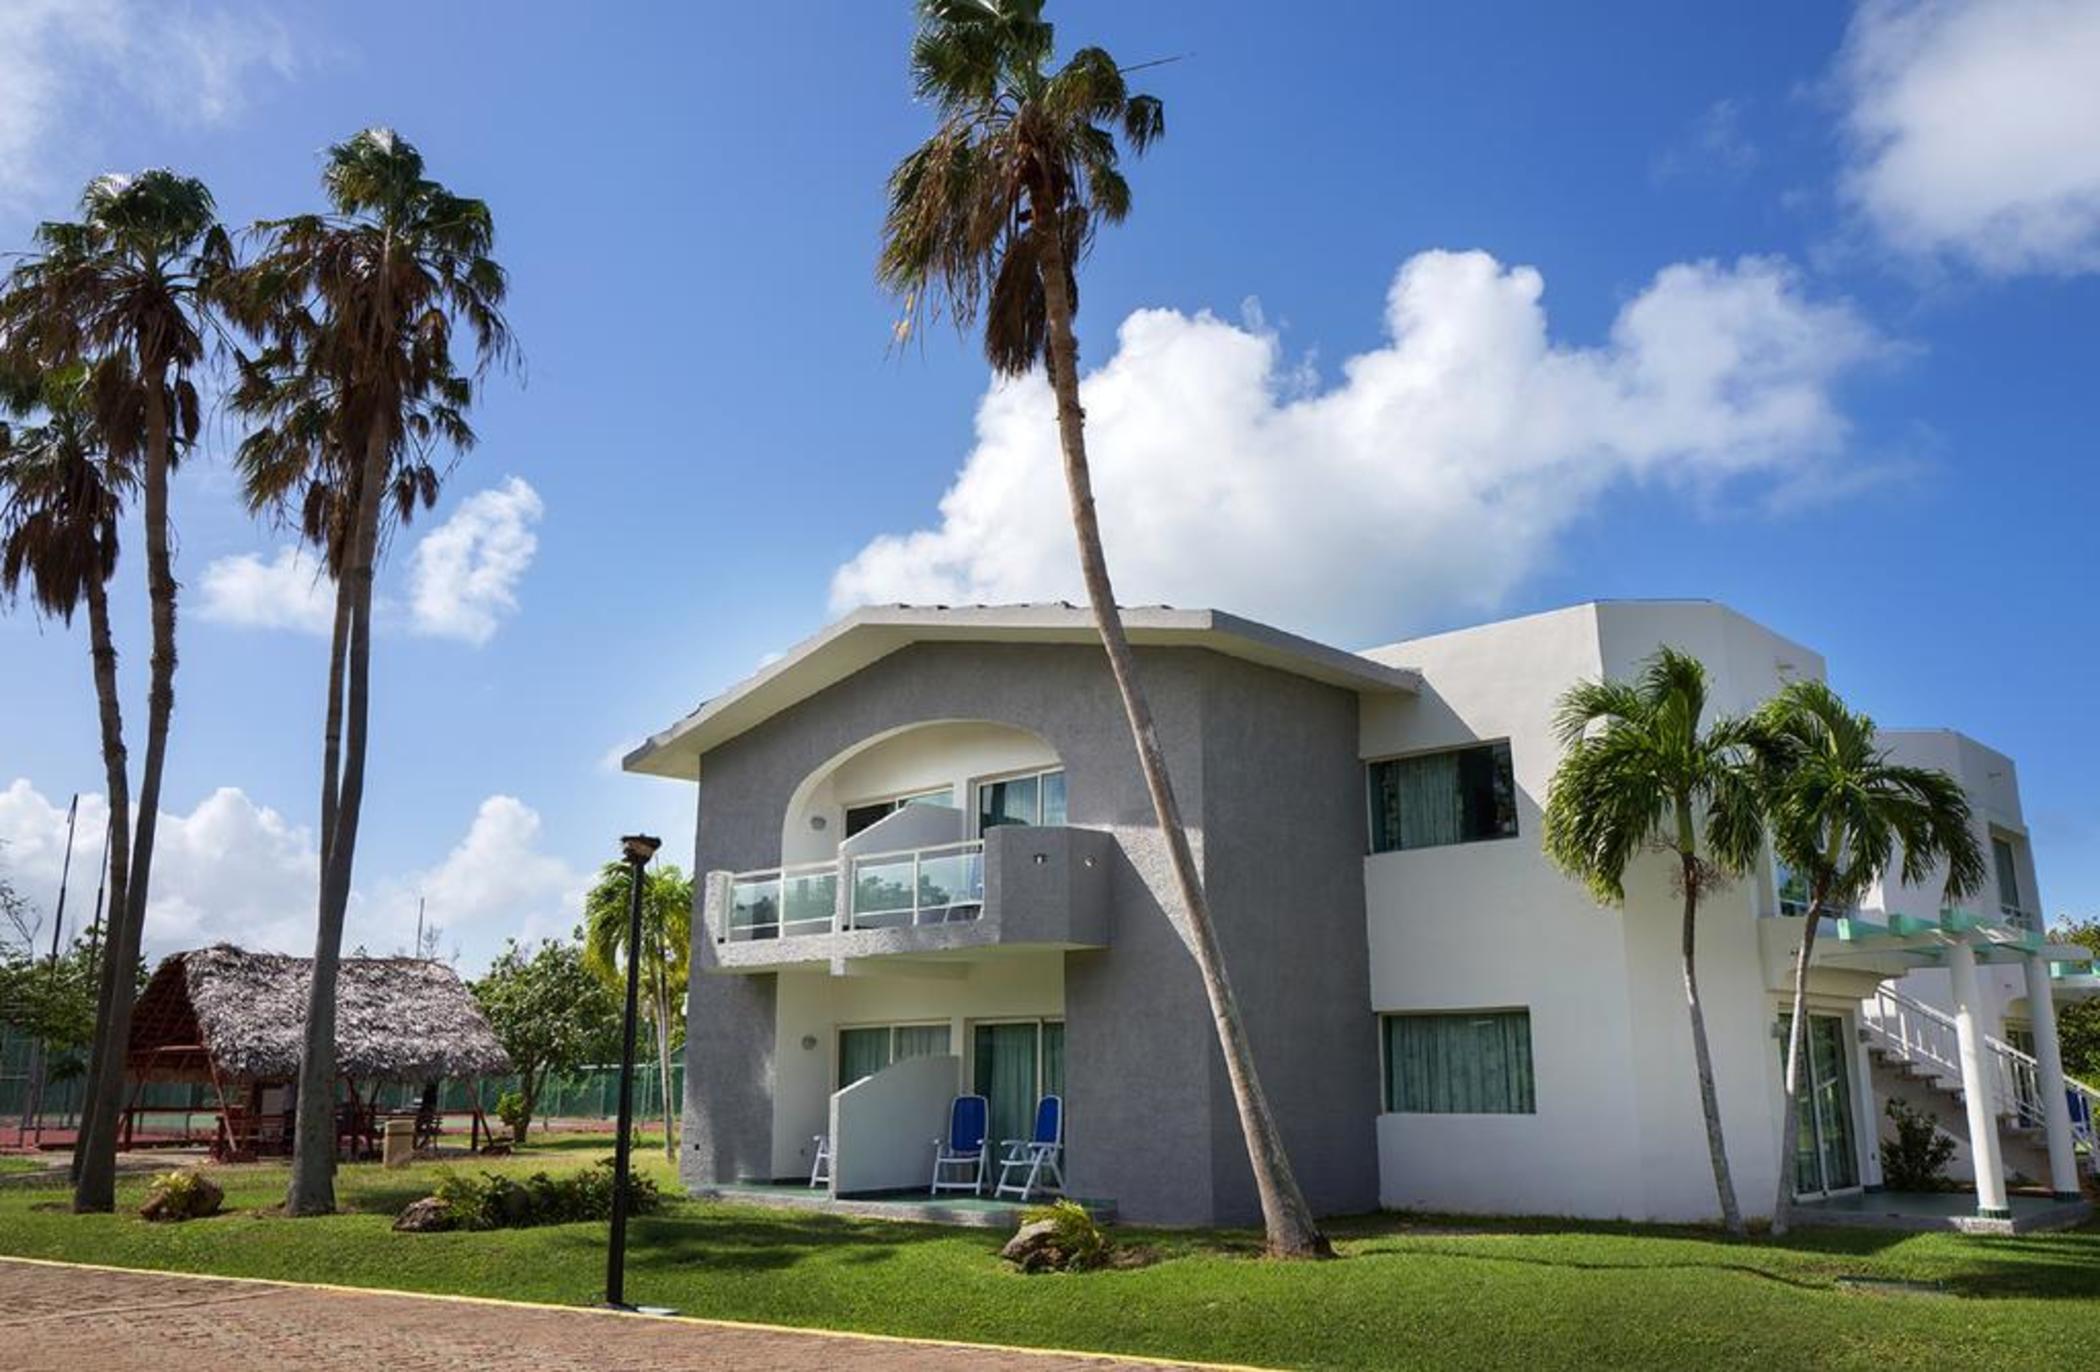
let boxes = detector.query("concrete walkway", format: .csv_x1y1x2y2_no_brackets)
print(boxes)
0,1257,1228,1371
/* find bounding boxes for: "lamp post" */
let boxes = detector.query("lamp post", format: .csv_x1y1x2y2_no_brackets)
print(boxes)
605,832,661,1311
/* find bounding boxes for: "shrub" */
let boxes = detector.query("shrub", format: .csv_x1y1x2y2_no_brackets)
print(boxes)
419,1160,660,1232
140,1169,224,1222
494,1090,530,1137
1009,1199,1112,1272
1880,1097,1958,1191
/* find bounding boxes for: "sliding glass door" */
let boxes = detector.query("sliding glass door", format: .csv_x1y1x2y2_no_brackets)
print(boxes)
1781,1014,1861,1198
972,1020,1065,1145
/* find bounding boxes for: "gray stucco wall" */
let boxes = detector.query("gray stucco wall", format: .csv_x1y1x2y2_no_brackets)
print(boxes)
676,638,1375,1225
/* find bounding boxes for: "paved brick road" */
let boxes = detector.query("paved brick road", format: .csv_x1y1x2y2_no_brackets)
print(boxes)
0,1258,1223,1371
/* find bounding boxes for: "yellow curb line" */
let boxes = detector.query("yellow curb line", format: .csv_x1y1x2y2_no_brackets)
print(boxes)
0,1254,1274,1371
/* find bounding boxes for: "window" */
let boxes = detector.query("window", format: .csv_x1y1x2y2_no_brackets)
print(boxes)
843,787,955,839
1992,837,2024,921
1776,862,1810,917
1382,1010,1534,1114
836,1021,952,1089
976,768,1067,832
971,1019,1065,1146
1367,742,1516,852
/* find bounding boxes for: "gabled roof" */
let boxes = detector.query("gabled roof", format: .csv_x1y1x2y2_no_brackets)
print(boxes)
128,944,511,1083
625,603,1420,779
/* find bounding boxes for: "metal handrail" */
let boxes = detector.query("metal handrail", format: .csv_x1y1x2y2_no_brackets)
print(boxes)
1864,984,2100,1150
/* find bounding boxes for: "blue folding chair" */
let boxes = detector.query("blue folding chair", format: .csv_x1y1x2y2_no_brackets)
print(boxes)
929,1094,990,1195
994,1095,1065,1201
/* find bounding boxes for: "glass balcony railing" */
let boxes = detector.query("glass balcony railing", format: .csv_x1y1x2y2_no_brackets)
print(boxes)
722,840,986,941
848,840,985,930
727,862,839,941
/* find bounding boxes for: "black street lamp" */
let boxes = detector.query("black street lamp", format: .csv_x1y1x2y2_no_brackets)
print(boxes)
605,832,661,1311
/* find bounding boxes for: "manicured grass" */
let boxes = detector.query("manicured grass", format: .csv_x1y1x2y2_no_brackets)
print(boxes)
0,1156,53,1176
0,1151,2094,1371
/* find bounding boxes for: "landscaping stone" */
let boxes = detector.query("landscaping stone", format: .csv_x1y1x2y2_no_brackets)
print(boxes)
139,1173,222,1223
1001,1219,1077,1273
392,1196,454,1233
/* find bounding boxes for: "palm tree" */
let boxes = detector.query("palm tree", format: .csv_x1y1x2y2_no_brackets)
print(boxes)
227,129,510,1216
0,170,228,1211
1753,680,1984,1235
581,862,693,1163
1541,649,1765,1236
0,364,133,1154
877,2,1326,1257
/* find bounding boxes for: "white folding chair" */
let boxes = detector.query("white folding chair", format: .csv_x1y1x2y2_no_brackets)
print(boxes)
994,1095,1065,1201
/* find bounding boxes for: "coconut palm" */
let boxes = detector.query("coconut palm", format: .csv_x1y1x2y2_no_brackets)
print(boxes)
0,170,228,1211
581,862,693,1163
876,2,1326,1257
0,364,133,1153
1541,648,1765,1236
225,128,509,1216
1752,680,1984,1235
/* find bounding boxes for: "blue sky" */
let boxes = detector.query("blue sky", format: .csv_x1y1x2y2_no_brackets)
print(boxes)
1,1,2095,969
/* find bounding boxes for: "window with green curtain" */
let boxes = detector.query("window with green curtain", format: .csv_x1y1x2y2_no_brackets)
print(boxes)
1383,1010,1535,1114
837,1027,892,1088
1042,1021,1064,1099
973,1022,1040,1144
1368,742,1517,852
892,1023,951,1061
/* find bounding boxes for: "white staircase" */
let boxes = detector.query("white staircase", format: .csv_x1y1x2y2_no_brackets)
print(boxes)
1861,984,2098,1180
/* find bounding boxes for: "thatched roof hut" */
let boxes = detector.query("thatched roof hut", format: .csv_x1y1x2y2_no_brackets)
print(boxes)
130,944,511,1084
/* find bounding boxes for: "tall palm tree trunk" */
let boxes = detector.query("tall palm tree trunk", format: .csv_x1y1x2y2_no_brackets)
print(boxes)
1676,843,1744,1236
67,572,131,1184
75,368,174,1213
653,966,676,1163
1770,891,1824,1237
1034,219,1329,1259
319,543,352,866
288,417,390,1216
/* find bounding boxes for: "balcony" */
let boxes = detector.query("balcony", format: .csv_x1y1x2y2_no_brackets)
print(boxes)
705,825,1113,971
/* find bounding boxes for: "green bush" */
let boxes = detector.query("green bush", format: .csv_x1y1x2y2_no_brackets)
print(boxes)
1880,1097,1958,1191
494,1090,529,1135
427,1159,659,1232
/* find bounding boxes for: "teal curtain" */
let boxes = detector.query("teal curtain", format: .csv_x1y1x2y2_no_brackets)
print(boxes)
1386,1011,1534,1114
1395,752,1463,849
892,1024,951,1061
1042,1022,1065,1099
838,1028,892,1088
974,1022,1040,1144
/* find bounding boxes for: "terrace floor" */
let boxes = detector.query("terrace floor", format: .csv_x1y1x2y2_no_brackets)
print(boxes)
1799,1189,2091,1234
689,1181,1113,1229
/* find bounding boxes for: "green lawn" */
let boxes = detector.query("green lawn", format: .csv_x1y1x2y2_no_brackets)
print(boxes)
0,1156,53,1176
1,1148,2094,1371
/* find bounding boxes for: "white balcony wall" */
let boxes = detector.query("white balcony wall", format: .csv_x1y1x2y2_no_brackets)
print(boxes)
829,1053,962,1195
781,720,1060,864
770,950,1065,1179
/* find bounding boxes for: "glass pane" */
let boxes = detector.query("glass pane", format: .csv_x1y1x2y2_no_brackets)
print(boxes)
899,788,954,810
917,848,985,923
838,1028,891,1088
1993,838,2022,916
1810,1016,1858,1191
979,775,1040,829
893,1024,951,1061
844,803,890,838
1040,772,1067,826
729,875,781,941
1386,1011,1533,1113
1370,745,1518,852
781,868,837,932
851,855,916,928
974,1022,1040,1146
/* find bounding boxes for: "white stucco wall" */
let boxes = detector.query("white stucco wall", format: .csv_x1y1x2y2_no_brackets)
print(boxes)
768,951,1065,1179
780,721,1060,864
1359,601,1827,1221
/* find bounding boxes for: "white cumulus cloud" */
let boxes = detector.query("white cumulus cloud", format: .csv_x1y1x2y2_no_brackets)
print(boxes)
197,545,335,635
831,249,1883,643
0,779,586,973
1838,0,2100,275
0,0,297,204
408,477,544,646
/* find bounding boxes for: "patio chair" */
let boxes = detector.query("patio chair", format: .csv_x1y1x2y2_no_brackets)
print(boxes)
993,1095,1065,1201
929,1094,990,1196
810,1133,832,1189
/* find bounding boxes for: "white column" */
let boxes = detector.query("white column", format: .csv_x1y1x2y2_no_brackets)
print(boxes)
2024,952,2083,1200
1948,940,2010,1216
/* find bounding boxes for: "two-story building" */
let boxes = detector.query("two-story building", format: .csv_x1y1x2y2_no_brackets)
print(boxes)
624,600,2095,1231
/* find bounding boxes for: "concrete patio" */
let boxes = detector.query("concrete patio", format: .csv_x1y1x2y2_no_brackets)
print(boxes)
1798,1189,2092,1234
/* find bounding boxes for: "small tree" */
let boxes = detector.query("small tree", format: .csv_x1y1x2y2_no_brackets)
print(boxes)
581,862,692,1163
1754,680,1984,1235
2051,918,2100,1084
1542,648,1764,1236
470,939,619,1145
